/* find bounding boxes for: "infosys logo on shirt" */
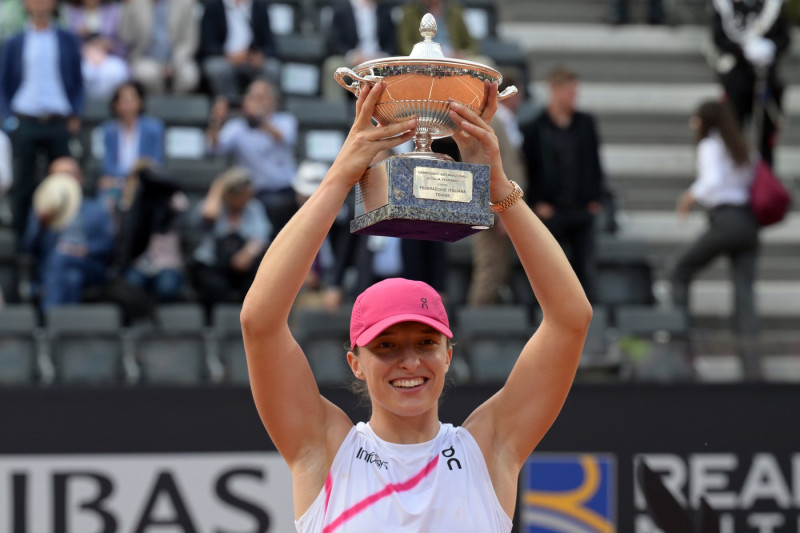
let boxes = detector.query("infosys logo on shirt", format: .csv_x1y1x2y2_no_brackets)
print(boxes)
355,447,389,470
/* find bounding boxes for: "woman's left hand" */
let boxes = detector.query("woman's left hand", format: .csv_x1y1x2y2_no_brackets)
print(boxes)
448,81,509,200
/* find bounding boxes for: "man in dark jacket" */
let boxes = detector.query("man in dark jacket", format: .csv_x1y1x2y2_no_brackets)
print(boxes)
0,0,84,243
198,0,279,102
522,66,605,301
711,0,791,166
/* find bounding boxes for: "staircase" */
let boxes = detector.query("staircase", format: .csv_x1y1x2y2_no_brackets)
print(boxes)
494,0,800,378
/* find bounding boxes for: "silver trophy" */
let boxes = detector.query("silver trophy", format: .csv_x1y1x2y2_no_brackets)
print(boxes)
335,13,517,242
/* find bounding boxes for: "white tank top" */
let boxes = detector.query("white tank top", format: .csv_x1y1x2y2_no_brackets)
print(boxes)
295,422,512,533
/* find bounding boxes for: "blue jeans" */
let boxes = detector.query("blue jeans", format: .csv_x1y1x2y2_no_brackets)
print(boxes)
41,251,108,310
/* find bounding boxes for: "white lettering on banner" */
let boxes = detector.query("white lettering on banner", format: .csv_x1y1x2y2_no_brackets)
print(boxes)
690,454,739,509
741,455,794,509
634,453,800,533
749,513,786,533
0,452,294,533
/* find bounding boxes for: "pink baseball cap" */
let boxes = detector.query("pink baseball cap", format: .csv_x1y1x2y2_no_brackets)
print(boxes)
350,278,453,348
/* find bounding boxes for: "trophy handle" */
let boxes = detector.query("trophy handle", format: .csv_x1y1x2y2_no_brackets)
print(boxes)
497,85,518,102
334,68,383,95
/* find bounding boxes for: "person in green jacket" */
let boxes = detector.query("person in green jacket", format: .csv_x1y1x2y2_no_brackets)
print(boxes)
397,0,478,58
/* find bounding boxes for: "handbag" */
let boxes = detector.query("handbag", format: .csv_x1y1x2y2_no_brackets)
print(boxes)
750,160,791,226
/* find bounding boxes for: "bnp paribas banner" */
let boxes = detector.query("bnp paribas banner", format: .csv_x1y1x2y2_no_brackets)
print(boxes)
0,453,295,533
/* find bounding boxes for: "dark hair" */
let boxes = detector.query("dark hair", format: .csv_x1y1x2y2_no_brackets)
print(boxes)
110,81,147,117
694,100,750,166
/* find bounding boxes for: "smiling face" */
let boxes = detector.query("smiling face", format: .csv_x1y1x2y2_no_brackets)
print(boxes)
347,321,452,422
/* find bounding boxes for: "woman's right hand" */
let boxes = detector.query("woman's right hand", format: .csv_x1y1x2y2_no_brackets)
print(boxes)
327,82,417,190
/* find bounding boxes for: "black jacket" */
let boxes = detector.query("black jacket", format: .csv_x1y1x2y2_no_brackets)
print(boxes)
522,110,605,208
327,2,398,57
198,0,276,60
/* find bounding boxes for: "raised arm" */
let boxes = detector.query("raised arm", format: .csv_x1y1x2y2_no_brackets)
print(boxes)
240,82,416,473
453,82,592,501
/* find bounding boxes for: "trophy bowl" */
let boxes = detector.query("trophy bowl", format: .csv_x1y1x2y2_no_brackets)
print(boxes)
335,13,517,157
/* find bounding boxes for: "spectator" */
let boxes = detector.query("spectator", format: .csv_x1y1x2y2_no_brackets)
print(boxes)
397,0,478,58
206,78,298,235
608,0,665,25
99,80,165,207
711,0,790,166
62,0,130,99
468,76,526,306
198,0,279,102
671,101,759,376
118,0,200,95
0,0,26,42
321,0,397,101
190,166,270,319
0,0,84,243
521,66,605,302
115,161,188,303
22,157,114,311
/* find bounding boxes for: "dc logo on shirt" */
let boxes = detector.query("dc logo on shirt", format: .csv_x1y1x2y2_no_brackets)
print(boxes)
441,446,462,471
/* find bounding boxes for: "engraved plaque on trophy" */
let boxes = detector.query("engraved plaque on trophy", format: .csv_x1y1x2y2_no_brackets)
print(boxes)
334,13,517,242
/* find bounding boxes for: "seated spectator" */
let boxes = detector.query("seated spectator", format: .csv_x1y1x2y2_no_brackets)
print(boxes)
198,0,280,102
119,0,200,95
62,0,130,99
115,161,188,303
190,167,270,319
397,0,478,58
99,81,165,208
0,0,26,42
22,157,114,311
321,0,397,101
206,78,298,234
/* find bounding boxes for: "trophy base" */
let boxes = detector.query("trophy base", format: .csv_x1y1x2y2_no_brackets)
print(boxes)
351,154,494,242
351,206,493,242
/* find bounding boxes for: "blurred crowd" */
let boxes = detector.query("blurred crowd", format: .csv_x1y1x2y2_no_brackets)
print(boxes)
0,0,795,369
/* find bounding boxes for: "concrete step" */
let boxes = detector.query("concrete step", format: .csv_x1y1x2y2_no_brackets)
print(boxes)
596,112,800,146
651,279,800,318
529,82,800,117
601,144,800,179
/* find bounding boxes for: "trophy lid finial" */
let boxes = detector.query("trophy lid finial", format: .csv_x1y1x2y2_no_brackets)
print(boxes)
410,13,445,59
419,13,437,41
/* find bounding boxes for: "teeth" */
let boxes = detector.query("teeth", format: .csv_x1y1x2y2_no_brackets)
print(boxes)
393,378,425,388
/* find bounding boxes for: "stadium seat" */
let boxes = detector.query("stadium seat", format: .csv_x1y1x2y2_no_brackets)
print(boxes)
576,306,623,380
285,97,352,162
46,304,125,384
275,34,327,97
147,94,211,128
615,305,694,381
212,303,249,385
165,157,229,197
292,306,353,385
134,303,209,385
455,305,533,385
0,304,41,385
595,237,657,309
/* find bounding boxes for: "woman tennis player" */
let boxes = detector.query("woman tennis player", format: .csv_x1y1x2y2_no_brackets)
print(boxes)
240,80,592,532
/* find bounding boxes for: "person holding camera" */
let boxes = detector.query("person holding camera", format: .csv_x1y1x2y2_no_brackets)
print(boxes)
206,78,298,235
